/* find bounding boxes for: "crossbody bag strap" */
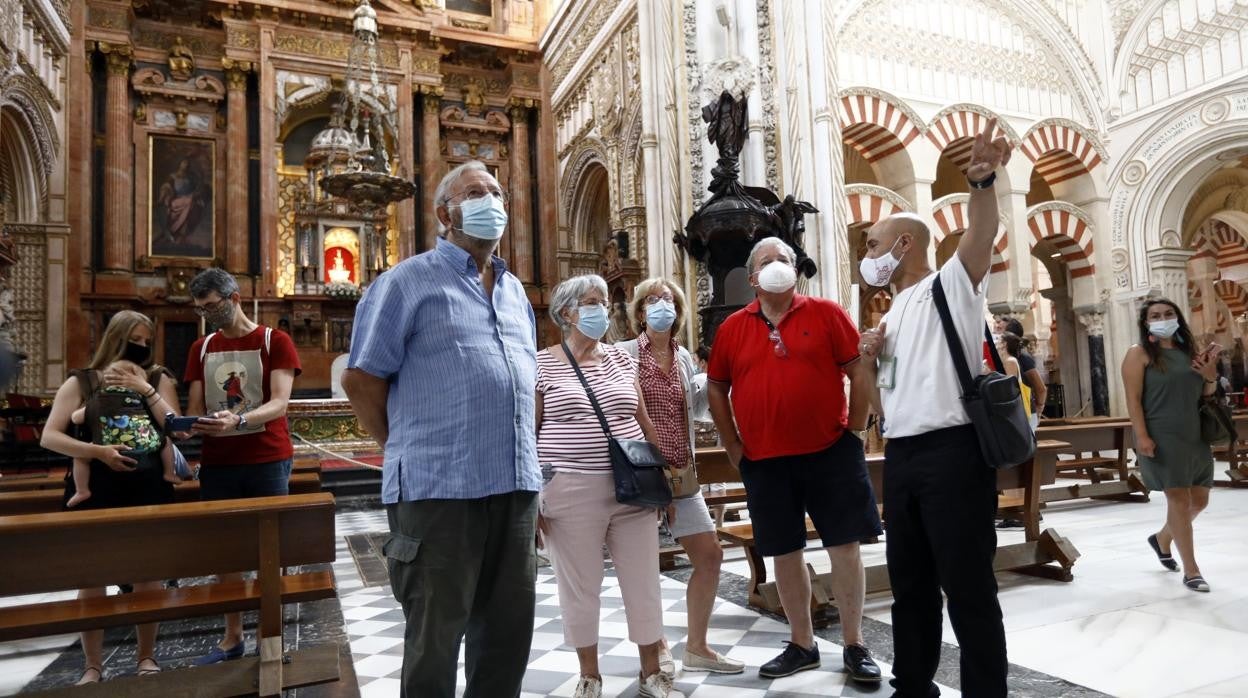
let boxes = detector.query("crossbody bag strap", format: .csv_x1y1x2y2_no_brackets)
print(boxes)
560,341,614,440
931,275,976,398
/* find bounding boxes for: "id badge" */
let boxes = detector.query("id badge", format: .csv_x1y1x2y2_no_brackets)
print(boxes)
877,355,897,390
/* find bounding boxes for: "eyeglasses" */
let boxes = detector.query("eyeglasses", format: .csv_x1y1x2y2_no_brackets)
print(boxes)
644,294,675,305
446,188,509,205
768,328,788,358
193,298,230,317
577,299,608,308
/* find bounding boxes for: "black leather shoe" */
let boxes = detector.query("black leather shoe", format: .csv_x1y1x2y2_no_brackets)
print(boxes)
759,641,820,678
844,644,882,683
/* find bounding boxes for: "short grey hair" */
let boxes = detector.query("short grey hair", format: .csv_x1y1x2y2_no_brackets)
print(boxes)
189,268,240,300
549,274,609,331
746,237,796,275
433,161,492,233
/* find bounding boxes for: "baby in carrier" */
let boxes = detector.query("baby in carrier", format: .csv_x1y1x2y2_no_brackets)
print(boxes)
66,360,182,507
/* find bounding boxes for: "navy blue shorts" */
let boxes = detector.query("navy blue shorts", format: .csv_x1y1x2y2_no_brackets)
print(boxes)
199,458,293,501
739,433,882,557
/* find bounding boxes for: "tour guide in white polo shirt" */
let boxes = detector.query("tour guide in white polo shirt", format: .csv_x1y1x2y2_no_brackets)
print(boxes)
858,118,1014,698
342,161,540,698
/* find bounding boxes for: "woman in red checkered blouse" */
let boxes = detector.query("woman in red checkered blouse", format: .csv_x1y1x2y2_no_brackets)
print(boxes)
616,277,746,676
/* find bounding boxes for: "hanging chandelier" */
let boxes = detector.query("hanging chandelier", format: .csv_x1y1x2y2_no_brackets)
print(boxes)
319,0,416,214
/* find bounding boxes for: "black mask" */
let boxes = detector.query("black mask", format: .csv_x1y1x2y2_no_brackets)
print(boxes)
122,341,151,365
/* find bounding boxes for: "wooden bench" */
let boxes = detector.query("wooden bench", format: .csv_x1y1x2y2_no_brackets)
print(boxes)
1212,413,1248,488
0,472,322,517
0,456,323,494
656,450,748,570
714,440,1080,624
0,492,340,695
1035,421,1149,504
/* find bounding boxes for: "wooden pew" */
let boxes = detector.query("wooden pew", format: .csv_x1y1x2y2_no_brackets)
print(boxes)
657,450,749,570
0,493,340,695
1034,420,1149,504
0,472,322,517
716,440,1080,624
1213,412,1248,488
0,456,323,494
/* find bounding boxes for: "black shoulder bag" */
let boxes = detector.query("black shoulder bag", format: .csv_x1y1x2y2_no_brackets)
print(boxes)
561,342,673,509
931,276,1036,469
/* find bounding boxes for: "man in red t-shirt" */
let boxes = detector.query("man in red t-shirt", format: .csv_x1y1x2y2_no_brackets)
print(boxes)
183,268,302,665
707,237,882,685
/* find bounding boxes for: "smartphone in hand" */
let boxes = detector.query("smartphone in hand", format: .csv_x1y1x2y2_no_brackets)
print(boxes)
166,415,202,432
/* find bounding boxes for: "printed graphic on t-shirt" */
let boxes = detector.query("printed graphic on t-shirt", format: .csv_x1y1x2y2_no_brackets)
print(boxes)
203,348,265,436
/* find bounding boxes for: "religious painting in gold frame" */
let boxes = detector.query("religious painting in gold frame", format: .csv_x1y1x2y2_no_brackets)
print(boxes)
148,135,215,259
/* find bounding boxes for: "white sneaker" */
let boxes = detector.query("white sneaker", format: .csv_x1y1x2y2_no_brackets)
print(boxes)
639,671,685,697
572,675,602,698
658,646,676,677
682,648,745,674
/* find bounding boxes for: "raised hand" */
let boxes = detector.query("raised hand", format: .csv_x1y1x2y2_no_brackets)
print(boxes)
860,321,887,360
967,117,1012,183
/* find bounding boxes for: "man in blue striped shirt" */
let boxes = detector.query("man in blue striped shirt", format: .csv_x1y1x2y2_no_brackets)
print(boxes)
343,161,540,698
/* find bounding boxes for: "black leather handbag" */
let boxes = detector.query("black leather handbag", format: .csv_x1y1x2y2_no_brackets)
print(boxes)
931,276,1036,470
562,342,673,509
1198,397,1236,446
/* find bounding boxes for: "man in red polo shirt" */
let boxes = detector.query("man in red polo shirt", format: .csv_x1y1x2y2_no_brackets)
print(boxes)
707,237,881,685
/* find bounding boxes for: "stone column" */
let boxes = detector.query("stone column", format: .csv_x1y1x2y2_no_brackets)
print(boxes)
420,91,443,252
1041,286,1080,417
102,46,133,272
1188,254,1219,339
224,61,250,274
508,101,534,284
1078,308,1109,416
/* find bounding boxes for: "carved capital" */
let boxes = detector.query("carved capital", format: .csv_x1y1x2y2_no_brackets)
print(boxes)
224,67,249,91
422,93,441,114
1077,310,1107,337
102,44,133,77
508,104,529,124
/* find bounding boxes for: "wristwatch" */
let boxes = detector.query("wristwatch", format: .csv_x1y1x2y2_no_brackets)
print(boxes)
235,413,248,431
968,171,997,189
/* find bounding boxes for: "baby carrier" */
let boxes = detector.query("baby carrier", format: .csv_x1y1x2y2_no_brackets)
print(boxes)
73,368,166,466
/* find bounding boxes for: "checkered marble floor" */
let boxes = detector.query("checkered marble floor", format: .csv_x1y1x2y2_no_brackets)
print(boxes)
334,509,959,697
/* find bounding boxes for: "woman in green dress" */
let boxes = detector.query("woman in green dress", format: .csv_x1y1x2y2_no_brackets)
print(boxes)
1121,298,1219,592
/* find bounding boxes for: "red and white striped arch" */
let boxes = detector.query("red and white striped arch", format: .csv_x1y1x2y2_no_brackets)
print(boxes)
1027,204,1095,279
846,186,908,225
1021,119,1104,186
1215,279,1248,316
1191,219,1248,269
840,90,923,163
926,108,1016,174
930,196,1009,274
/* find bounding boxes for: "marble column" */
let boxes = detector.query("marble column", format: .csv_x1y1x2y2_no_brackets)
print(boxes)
420,92,442,252
224,62,250,274
1188,255,1219,339
1041,286,1080,417
1078,309,1109,416
508,102,534,284
102,46,132,272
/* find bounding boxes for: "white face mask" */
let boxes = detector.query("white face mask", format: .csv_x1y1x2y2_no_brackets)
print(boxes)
859,237,906,288
756,260,797,293
1148,319,1180,339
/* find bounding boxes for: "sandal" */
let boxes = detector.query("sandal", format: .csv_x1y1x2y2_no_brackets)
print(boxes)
75,666,102,685
1147,534,1179,571
1183,575,1211,592
137,656,161,676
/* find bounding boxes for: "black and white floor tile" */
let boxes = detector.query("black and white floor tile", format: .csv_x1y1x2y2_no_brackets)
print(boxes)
334,509,949,698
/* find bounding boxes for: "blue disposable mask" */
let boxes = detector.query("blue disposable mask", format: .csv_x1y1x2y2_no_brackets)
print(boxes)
575,304,610,340
1149,319,1180,339
456,195,508,240
645,300,677,332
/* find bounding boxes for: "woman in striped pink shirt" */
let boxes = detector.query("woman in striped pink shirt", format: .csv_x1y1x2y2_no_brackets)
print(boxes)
536,274,681,698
